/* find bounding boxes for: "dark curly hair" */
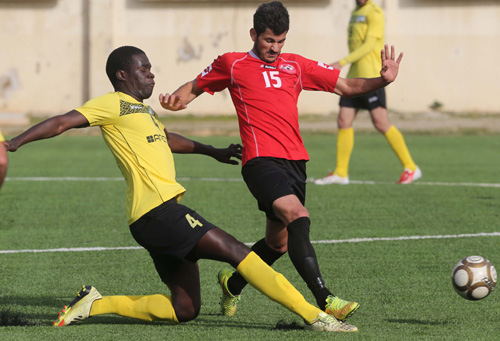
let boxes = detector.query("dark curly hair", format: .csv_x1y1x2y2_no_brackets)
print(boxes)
106,46,145,87
253,1,290,37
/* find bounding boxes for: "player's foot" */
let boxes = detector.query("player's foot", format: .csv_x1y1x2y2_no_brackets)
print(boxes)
397,166,422,184
217,269,241,316
53,285,102,327
325,295,360,321
304,312,358,332
314,172,350,185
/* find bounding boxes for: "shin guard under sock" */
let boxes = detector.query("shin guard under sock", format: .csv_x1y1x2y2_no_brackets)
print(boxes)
287,217,332,308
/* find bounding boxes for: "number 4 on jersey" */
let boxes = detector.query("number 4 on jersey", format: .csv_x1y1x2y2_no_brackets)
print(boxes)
185,213,203,228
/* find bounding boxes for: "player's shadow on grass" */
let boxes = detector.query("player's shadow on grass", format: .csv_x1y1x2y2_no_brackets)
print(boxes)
387,319,450,326
90,316,274,330
0,295,84,326
0,295,72,306
0,296,304,330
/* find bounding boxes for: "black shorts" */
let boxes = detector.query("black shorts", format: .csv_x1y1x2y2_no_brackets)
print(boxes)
339,88,386,111
241,157,307,222
129,199,216,281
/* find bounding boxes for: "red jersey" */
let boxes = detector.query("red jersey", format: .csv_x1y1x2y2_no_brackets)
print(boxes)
196,51,340,165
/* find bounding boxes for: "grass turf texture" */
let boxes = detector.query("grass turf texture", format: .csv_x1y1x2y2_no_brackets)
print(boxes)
1,133,499,340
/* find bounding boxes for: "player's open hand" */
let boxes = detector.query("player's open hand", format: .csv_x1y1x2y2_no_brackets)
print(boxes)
159,93,187,111
380,44,403,83
211,143,243,165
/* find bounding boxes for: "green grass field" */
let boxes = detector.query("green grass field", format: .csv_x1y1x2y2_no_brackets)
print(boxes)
1,132,499,340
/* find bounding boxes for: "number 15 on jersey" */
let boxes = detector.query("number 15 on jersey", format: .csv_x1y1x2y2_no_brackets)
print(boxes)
262,71,282,88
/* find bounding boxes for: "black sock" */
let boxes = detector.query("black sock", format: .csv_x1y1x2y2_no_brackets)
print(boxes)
287,217,332,308
227,238,285,295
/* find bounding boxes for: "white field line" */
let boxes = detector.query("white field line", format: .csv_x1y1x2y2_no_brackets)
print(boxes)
5,177,124,181
5,176,500,188
1,232,499,254
312,232,500,244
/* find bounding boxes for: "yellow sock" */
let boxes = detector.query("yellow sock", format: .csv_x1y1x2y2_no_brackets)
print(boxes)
334,127,354,178
90,294,179,323
237,252,321,324
384,125,416,171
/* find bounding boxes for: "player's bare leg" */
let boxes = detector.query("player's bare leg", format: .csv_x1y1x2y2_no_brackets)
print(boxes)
370,106,421,183
315,107,355,185
369,106,391,134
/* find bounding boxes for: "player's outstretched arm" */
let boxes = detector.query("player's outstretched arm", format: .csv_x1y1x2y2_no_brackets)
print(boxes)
159,79,204,111
334,44,403,98
166,129,242,165
0,142,7,190
5,111,89,152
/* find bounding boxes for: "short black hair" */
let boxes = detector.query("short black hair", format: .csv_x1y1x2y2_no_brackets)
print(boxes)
253,1,290,37
106,46,145,87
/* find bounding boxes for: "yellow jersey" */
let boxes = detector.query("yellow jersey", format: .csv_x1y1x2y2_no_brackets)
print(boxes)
76,92,186,225
0,130,4,142
340,0,385,78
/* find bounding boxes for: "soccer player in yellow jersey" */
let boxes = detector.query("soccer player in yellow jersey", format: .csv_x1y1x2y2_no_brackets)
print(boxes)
0,129,7,191
315,0,421,185
5,46,356,332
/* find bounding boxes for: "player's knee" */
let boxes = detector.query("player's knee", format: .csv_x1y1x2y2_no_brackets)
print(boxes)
267,241,288,254
374,122,389,133
338,121,349,129
274,207,309,227
337,116,353,129
174,304,200,322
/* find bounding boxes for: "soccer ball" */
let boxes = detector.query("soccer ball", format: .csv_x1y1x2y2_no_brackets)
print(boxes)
452,256,497,300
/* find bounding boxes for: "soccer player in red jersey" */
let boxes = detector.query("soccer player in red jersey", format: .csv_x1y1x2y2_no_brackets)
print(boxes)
160,0,403,321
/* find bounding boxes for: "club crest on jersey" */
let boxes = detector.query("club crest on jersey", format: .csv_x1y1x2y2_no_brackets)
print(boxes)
279,64,296,74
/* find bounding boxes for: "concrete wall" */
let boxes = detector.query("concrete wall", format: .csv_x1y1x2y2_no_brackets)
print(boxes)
0,0,498,118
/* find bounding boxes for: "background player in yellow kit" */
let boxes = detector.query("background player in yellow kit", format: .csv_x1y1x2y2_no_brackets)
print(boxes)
5,46,356,332
315,0,421,185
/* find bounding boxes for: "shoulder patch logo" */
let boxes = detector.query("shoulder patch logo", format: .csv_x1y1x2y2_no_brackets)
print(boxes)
318,61,334,70
351,15,367,23
201,64,213,77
